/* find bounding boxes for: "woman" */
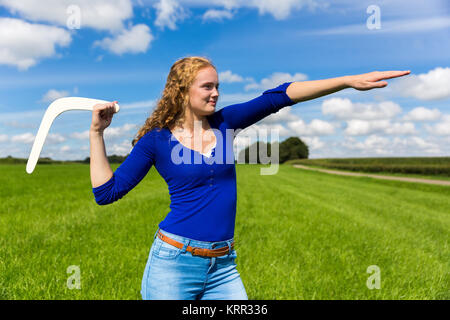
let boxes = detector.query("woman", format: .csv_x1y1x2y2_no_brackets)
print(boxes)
89,56,410,300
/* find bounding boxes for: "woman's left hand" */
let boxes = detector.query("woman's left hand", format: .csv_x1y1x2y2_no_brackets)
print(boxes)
346,70,411,91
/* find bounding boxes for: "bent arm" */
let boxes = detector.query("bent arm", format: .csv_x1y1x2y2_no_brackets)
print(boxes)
286,70,410,103
90,130,113,188
91,132,155,205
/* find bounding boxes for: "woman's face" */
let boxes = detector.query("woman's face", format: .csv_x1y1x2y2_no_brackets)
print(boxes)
187,66,219,117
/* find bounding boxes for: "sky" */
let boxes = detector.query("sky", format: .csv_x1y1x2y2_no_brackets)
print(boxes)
0,0,449,161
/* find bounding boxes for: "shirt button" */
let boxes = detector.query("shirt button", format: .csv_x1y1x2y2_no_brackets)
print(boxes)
209,184,213,187
210,169,214,173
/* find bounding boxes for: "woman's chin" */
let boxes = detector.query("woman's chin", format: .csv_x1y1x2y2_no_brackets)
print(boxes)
205,107,216,115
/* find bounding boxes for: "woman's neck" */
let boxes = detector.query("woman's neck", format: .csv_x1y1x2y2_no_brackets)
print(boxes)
177,110,209,133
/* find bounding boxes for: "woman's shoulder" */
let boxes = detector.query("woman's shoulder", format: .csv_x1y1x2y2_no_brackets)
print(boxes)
143,126,168,136
137,127,168,144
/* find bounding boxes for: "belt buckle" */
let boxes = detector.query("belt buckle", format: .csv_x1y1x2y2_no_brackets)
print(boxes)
192,247,202,256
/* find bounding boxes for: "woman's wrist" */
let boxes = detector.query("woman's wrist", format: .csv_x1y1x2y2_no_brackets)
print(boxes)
90,127,104,135
342,75,354,89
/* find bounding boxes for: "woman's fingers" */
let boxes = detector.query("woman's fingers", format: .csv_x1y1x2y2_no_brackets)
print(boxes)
96,102,116,117
375,70,410,81
350,70,410,91
91,101,117,130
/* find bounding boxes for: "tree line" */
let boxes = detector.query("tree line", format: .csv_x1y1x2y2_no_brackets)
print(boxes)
1,137,309,165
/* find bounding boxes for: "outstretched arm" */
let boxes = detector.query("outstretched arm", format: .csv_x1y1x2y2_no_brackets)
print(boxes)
286,70,411,103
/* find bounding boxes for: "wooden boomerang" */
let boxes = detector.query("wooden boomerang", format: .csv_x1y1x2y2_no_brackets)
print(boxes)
26,97,120,174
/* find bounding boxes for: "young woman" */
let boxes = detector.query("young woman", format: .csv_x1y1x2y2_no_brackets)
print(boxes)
89,56,410,300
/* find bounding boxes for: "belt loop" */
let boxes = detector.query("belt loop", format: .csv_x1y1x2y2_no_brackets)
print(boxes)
227,241,232,256
181,239,190,253
153,228,160,240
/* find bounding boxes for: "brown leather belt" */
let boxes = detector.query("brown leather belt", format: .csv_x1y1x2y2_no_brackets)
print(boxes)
157,231,234,257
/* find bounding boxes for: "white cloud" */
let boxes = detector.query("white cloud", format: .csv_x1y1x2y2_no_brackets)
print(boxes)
0,0,133,32
243,123,292,141
341,135,391,155
94,24,154,55
0,18,71,70
70,123,138,141
402,106,442,122
245,72,308,91
394,67,450,101
344,119,416,136
0,134,8,142
302,136,324,150
104,123,139,139
153,0,189,30
47,133,66,144
260,106,300,124
322,98,402,120
384,122,416,135
11,132,35,144
219,70,244,83
41,89,70,103
344,119,387,136
107,139,133,155
340,134,441,156
178,0,325,22
202,9,233,22
70,131,90,140
60,145,71,152
309,16,450,36
249,0,305,20
425,114,450,136
287,118,336,136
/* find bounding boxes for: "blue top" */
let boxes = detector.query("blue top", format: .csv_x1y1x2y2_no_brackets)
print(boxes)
92,82,295,241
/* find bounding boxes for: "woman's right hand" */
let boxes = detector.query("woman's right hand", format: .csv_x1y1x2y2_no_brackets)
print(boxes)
90,101,118,133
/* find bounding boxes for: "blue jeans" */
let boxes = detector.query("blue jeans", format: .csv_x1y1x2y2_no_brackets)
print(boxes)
141,228,248,300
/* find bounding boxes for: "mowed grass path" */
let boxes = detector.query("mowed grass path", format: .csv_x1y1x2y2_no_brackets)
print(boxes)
0,164,448,299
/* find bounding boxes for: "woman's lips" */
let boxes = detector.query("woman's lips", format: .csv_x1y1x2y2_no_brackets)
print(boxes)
209,101,216,105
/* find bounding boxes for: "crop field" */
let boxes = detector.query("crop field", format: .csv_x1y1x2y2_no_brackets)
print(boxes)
287,157,450,178
0,163,448,299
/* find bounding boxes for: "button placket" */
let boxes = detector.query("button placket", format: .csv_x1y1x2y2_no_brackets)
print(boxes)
209,167,214,186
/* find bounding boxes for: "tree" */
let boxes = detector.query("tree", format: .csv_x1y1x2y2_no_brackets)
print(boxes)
238,136,308,164
279,137,309,163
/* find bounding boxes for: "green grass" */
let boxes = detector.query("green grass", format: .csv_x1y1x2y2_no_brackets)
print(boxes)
0,164,449,299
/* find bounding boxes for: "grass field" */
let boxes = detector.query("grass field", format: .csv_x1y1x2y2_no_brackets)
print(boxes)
0,163,449,299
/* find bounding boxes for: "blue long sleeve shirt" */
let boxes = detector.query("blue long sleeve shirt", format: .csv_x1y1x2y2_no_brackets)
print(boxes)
92,82,295,241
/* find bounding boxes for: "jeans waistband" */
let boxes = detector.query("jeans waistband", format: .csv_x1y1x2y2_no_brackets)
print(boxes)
154,228,234,250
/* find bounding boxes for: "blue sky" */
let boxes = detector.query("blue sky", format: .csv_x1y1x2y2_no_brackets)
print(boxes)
1,0,449,160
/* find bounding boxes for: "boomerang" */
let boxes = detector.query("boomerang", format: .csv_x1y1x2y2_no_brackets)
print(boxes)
26,97,120,174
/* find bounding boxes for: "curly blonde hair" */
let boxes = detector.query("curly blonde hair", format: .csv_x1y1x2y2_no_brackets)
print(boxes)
131,56,216,146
